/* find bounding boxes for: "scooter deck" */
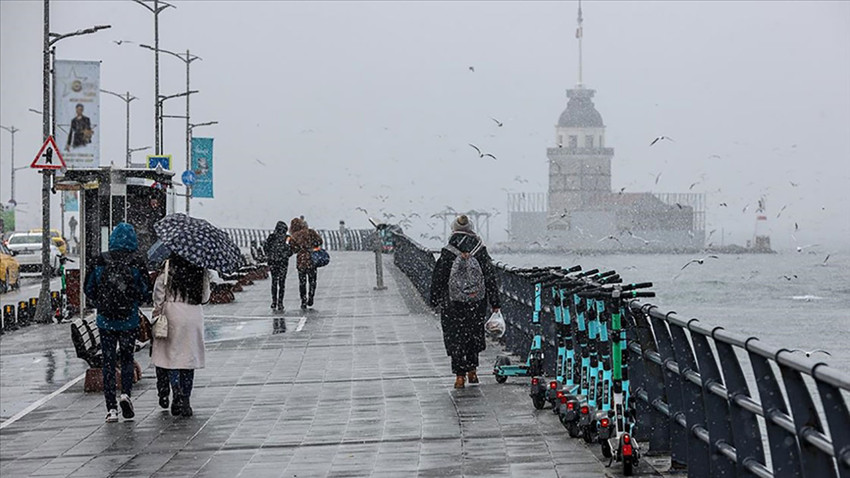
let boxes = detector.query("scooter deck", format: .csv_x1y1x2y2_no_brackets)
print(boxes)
495,365,531,377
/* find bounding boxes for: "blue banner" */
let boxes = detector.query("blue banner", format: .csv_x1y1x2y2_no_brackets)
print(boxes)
63,191,79,212
191,137,214,198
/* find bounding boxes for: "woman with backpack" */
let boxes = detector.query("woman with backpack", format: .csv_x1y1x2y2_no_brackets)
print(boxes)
289,217,323,310
151,253,210,417
430,215,501,389
84,222,152,422
264,221,292,311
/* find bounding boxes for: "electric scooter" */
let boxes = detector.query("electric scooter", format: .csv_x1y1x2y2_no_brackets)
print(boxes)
582,285,654,476
53,254,75,323
492,267,581,396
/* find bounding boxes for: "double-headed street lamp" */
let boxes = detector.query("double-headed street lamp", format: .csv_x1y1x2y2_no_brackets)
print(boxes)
132,0,175,155
100,89,137,167
34,0,110,323
157,90,198,155
0,125,20,207
140,44,201,214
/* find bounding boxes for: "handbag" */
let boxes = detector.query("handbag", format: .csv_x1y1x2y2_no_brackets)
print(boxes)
152,260,169,339
138,310,152,342
311,247,330,268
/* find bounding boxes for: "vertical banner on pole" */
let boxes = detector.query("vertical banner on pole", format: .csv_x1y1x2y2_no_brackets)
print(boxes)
190,137,213,198
63,191,79,212
54,60,100,168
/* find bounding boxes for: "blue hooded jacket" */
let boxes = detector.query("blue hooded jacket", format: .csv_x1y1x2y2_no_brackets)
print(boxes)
84,223,152,331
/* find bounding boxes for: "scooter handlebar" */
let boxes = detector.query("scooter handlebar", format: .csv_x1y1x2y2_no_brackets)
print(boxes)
621,282,652,291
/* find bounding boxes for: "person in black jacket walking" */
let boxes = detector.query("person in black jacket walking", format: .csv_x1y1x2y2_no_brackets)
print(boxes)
264,221,292,311
430,215,500,389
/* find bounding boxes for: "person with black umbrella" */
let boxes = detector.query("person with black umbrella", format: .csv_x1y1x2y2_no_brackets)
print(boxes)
150,214,242,417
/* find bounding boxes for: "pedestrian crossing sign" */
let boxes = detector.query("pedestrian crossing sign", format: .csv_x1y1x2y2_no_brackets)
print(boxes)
147,154,172,170
31,136,66,170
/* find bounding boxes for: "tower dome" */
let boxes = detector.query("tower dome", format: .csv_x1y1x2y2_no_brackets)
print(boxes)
557,88,604,128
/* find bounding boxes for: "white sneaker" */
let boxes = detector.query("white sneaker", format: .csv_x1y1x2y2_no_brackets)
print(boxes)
119,394,135,420
105,409,119,423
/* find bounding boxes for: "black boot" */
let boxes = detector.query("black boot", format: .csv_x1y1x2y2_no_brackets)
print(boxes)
181,396,193,417
171,395,184,417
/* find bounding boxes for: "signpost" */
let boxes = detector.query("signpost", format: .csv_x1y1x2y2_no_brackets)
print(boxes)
181,169,196,187
147,154,171,170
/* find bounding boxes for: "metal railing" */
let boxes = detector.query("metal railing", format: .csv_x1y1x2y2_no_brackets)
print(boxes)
224,228,374,251
390,231,850,478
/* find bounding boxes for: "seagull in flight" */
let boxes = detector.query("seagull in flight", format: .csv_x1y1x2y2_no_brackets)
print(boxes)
490,117,504,127
468,144,496,160
647,172,662,184
113,40,134,45
780,274,798,281
355,207,368,215
253,158,266,166
790,349,831,358
719,202,728,207
822,254,831,266
689,181,700,190
598,235,622,245
649,136,674,146
776,204,788,218
796,243,818,253
681,255,719,270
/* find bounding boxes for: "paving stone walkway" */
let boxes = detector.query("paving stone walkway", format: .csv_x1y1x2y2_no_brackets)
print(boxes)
0,252,658,477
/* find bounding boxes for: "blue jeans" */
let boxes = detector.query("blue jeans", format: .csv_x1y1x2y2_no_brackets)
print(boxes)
100,328,137,410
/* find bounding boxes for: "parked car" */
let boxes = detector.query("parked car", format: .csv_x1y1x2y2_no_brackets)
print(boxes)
29,228,68,255
0,242,20,292
6,232,60,275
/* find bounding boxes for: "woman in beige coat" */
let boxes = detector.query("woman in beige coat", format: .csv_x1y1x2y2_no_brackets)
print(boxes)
152,254,210,417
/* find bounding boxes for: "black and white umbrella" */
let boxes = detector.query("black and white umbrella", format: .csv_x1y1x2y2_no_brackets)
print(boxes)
153,213,243,272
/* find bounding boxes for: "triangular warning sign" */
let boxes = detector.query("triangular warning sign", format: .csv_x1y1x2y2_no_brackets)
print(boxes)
31,136,66,170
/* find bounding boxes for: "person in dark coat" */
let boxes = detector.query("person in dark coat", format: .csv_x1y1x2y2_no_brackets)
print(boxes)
84,222,152,422
430,215,500,389
289,217,323,309
66,103,92,150
264,221,292,311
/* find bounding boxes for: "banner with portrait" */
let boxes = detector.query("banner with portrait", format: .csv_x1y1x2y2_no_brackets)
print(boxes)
54,60,100,168
190,137,214,198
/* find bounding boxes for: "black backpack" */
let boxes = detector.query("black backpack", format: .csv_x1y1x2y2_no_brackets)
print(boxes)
265,234,292,263
95,252,139,320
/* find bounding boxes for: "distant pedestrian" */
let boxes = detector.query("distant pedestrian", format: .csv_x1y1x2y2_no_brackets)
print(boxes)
289,217,323,310
264,221,292,311
430,215,500,389
151,253,210,417
84,223,152,422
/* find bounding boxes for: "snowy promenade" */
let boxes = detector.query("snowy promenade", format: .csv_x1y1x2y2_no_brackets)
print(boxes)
0,252,653,477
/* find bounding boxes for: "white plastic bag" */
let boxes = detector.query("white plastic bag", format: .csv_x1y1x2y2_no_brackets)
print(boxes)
484,310,506,338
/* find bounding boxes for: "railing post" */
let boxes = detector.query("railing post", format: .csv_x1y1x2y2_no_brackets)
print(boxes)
669,320,710,478
630,306,671,455
649,313,689,470
690,329,737,477
372,230,386,291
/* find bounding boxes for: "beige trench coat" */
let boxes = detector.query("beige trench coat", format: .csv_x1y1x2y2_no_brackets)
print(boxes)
151,264,211,370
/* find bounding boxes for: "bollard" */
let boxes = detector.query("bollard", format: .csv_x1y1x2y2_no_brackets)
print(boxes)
17,301,29,327
30,297,42,323
374,247,387,291
51,291,60,311
1,304,14,334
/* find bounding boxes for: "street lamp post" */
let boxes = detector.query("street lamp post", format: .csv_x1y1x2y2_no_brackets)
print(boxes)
34,0,110,323
156,89,198,156
132,0,174,155
0,125,19,206
140,45,200,214
100,89,137,167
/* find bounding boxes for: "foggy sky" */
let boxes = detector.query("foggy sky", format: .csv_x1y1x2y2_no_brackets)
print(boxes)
2,1,848,251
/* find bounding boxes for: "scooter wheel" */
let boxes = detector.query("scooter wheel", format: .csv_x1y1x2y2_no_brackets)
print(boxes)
601,440,612,458
495,374,507,384
532,395,546,410
623,459,634,476
567,422,580,438
582,428,594,443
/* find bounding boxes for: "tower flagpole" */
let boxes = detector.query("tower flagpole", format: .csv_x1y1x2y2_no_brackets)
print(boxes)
577,0,584,87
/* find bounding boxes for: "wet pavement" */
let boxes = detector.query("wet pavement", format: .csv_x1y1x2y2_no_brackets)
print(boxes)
0,253,660,477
